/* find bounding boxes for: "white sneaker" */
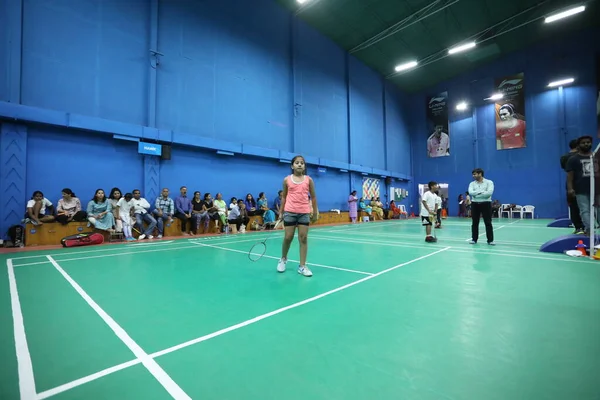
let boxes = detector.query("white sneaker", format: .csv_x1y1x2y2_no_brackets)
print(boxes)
297,265,313,277
148,235,154,239
277,258,287,273
157,234,163,239
138,234,146,240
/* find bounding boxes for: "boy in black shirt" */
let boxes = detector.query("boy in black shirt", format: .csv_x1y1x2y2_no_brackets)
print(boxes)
561,139,584,233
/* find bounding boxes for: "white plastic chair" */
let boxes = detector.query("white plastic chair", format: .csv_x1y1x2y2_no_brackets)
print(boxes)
500,204,512,218
511,205,524,219
522,205,535,219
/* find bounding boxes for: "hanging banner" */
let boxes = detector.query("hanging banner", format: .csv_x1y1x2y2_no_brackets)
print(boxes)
495,73,526,150
596,53,600,138
426,91,450,158
362,178,380,200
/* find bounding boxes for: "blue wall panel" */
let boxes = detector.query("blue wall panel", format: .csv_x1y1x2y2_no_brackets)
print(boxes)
410,27,600,218
156,0,292,152
20,0,149,125
294,21,348,162
349,57,385,170
385,84,411,175
26,127,144,209
0,0,414,223
0,123,28,237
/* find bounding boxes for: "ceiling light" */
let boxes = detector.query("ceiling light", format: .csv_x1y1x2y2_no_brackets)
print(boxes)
544,5,585,23
448,42,476,55
456,102,468,111
484,93,504,101
394,61,418,72
297,0,308,3
548,78,575,87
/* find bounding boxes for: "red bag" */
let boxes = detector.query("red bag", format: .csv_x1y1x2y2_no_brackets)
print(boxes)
61,232,104,247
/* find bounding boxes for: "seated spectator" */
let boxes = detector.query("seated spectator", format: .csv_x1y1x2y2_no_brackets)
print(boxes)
191,191,209,234
153,187,175,238
25,190,55,225
273,190,283,218
117,192,135,241
228,199,249,232
87,189,116,233
213,193,228,232
175,186,193,235
229,197,238,210
359,198,372,215
245,193,261,216
131,189,156,239
55,188,87,224
257,192,276,225
108,188,123,232
492,199,501,218
389,200,401,219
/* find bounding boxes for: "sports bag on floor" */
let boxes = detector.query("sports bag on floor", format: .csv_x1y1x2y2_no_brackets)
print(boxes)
61,232,104,247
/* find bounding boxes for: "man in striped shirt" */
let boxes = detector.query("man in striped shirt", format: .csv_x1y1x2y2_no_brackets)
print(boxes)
468,168,495,245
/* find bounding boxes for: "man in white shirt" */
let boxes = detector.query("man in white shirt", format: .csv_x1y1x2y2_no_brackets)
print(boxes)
427,126,450,157
131,189,157,240
420,181,439,242
468,168,495,245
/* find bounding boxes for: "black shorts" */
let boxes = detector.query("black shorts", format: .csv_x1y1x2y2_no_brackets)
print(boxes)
421,215,432,226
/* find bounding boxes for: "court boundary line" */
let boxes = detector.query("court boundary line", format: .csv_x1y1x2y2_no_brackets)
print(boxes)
191,241,374,276
7,259,37,399
309,235,600,264
45,256,191,400
327,229,542,247
35,246,450,399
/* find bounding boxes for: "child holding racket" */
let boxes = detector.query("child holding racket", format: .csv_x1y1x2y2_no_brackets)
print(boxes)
421,181,438,243
277,155,319,277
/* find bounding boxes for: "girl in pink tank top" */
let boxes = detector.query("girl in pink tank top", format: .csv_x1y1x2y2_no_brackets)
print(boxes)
277,155,318,277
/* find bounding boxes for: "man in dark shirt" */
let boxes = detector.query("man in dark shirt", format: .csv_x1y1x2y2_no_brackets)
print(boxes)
561,139,584,233
566,136,598,234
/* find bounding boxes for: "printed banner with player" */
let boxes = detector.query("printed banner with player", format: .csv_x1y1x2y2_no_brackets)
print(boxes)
596,53,600,138
426,91,450,158
362,178,380,200
495,73,526,150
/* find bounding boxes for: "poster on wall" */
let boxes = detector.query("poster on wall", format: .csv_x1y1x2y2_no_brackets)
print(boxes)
426,91,450,158
495,73,526,150
596,53,600,138
362,178,380,200
390,187,405,203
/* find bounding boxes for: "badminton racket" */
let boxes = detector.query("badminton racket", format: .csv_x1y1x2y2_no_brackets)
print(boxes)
248,219,284,261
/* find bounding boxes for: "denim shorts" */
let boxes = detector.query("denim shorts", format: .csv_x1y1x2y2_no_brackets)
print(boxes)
283,211,310,226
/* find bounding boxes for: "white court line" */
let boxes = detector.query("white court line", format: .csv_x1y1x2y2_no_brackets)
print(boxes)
328,230,542,247
192,241,374,276
150,246,451,357
36,247,450,398
465,219,520,242
309,235,600,264
45,256,191,400
7,259,37,399
37,359,141,400
9,239,185,261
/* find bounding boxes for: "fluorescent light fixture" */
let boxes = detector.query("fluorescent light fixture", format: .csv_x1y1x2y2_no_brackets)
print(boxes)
394,61,418,72
456,102,468,111
484,93,504,101
544,5,585,23
448,42,476,55
297,0,309,3
216,150,234,156
548,78,575,87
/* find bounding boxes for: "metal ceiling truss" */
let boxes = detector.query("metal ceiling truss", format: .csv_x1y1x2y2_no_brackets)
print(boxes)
349,0,460,54
385,0,559,78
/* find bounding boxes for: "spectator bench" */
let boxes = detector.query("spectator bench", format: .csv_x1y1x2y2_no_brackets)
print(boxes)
24,211,351,247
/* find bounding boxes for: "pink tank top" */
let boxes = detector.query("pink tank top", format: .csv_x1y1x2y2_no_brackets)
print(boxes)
284,174,311,214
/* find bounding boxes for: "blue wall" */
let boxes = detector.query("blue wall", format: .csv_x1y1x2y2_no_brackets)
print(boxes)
409,27,600,219
0,0,414,235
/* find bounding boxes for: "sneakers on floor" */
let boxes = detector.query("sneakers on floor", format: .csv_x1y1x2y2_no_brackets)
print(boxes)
488,241,496,246
297,265,313,277
469,240,476,244
277,258,287,273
